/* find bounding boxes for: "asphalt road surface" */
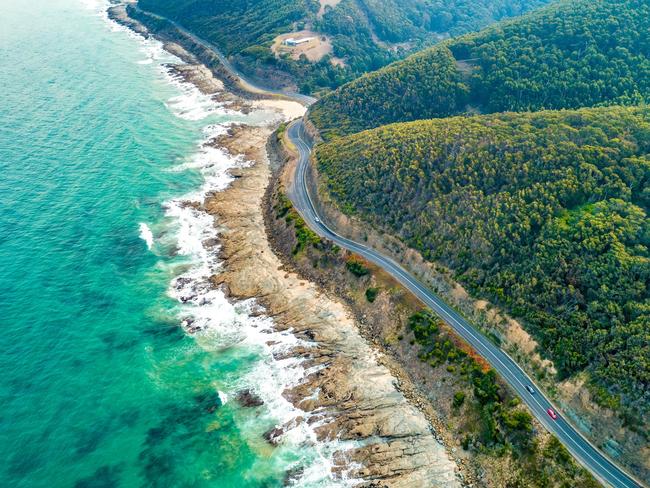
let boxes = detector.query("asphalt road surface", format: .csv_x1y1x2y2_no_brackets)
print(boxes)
286,120,643,488
131,6,643,486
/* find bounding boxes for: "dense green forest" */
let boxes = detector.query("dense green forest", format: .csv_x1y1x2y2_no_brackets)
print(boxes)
340,0,550,43
137,0,550,93
315,106,650,415
137,0,314,54
310,0,650,137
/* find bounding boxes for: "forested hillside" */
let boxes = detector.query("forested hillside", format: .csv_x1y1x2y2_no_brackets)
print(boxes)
137,0,550,93
137,0,311,54
316,107,650,415
310,0,650,137
335,0,550,43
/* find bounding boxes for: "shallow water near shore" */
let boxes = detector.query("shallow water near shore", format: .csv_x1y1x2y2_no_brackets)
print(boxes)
0,1,348,486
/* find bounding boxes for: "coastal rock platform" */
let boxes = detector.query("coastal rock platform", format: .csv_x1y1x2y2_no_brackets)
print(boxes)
205,124,461,487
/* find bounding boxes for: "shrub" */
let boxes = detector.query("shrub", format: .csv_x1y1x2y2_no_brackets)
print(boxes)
407,310,440,344
276,191,321,254
365,287,379,302
543,436,572,465
345,256,369,276
453,391,466,408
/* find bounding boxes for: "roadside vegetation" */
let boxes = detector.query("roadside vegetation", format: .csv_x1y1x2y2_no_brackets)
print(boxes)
409,309,536,453
268,182,600,485
273,191,320,254
345,256,370,277
365,287,379,302
407,309,600,487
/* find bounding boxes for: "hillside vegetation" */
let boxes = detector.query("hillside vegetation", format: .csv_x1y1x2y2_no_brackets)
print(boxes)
137,0,550,93
137,0,312,55
316,107,650,416
335,0,550,42
310,0,650,137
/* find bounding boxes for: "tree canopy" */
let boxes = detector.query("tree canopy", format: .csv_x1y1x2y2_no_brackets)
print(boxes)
310,0,650,137
316,106,650,414
138,0,551,93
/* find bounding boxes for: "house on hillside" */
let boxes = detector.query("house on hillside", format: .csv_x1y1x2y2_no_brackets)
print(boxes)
283,37,314,46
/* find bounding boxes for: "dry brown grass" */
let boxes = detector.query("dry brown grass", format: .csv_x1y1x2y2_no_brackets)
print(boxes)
271,31,333,62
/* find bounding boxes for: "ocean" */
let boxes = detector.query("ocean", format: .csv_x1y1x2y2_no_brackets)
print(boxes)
0,1,347,486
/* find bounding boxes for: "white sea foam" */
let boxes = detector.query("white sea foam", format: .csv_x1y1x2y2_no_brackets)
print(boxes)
136,42,167,65
218,391,228,405
80,0,108,13
98,3,360,485
160,124,362,485
85,0,181,67
161,125,362,488
163,73,224,121
138,222,154,250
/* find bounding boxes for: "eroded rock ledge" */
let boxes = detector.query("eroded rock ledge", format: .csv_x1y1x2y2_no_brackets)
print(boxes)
205,125,461,487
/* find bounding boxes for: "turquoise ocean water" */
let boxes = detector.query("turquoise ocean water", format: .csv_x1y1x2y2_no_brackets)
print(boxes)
0,1,350,486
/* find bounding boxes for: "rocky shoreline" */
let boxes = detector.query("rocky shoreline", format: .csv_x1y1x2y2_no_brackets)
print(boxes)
206,124,461,487
110,5,462,486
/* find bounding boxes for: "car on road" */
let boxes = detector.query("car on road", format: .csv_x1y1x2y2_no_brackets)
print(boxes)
314,217,320,223
547,408,558,420
525,385,535,394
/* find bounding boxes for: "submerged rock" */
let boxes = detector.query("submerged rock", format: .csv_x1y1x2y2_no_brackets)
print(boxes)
283,465,304,486
263,426,284,446
236,389,264,408
194,391,222,413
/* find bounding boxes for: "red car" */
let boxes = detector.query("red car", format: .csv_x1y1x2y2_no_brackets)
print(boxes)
547,408,558,420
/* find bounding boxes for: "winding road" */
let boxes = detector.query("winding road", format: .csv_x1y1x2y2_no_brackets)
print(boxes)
131,6,643,487
287,121,642,488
